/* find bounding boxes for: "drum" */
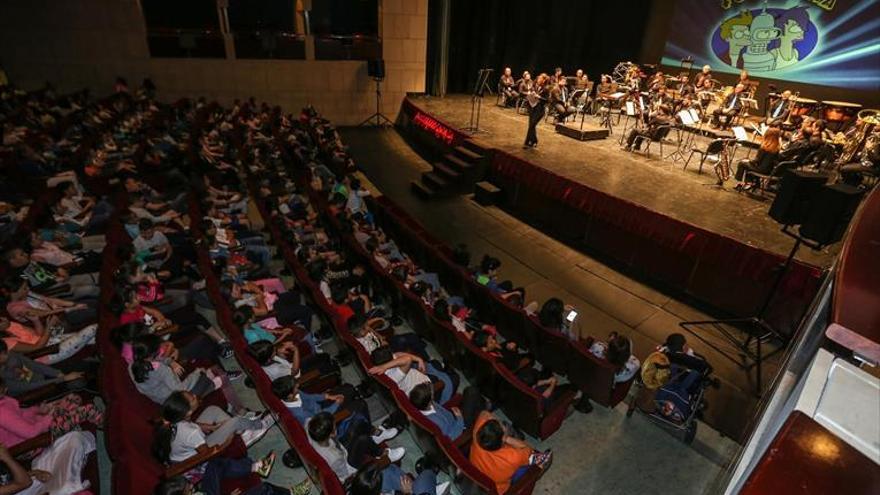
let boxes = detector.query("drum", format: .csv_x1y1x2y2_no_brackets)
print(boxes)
790,97,818,117
822,101,862,123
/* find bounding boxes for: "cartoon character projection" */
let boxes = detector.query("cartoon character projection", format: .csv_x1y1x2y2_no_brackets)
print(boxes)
719,10,753,67
742,6,781,71
712,4,816,72
769,6,810,69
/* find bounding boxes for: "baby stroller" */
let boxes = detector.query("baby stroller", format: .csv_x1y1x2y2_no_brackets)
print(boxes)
625,350,712,444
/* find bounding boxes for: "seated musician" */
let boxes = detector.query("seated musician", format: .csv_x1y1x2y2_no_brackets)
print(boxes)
697,78,715,111
549,78,575,123
596,75,617,98
840,126,880,186
765,90,792,123
517,71,534,97
574,69,589,90
499,67,518,106
550,67,564,85
651,87,673,117
572,69,591,109
734,120,782,191
738,70,751,90
675,94,697,116
694,65,712,89
623,104,672,151
780,119,825,164
711,84,745,130
678,75,696,99
648,71,665,92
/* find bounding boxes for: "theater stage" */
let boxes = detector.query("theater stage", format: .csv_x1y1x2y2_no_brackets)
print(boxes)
406,94,837,268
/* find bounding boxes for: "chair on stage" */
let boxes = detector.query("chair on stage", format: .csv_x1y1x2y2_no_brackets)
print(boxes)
516,97,530,115
497,80,520,108
631,124,672,158
684,138,726,174
742,160,799,197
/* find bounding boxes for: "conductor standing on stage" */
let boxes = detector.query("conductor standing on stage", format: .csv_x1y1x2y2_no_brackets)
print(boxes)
524,73,550,149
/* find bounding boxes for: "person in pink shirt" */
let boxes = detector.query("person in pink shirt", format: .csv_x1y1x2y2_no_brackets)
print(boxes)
0,376,102,446
0,316,95,365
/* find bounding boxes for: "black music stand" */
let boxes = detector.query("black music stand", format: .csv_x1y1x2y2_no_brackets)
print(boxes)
359,76,393,127
680,56,694,78
678,226,825,396
464,68,493,134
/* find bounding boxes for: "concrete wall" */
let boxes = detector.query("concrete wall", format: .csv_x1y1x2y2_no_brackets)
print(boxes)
0,0,428,124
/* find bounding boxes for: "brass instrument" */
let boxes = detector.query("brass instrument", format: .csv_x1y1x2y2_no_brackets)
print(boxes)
837,109,879,165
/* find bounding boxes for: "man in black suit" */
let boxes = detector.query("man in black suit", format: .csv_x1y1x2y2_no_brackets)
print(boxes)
712,84,745,130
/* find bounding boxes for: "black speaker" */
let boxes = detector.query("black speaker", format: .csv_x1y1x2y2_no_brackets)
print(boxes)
768,170,827,225
367,59,385,79
799,183,864,245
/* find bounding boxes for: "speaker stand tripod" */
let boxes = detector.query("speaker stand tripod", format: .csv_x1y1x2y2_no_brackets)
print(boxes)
359,77,393,127
678,226,824,397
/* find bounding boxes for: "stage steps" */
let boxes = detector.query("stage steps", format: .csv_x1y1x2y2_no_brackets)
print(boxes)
410,141,487,200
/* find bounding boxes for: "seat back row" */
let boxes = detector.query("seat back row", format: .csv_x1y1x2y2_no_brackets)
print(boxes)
367,195,634,408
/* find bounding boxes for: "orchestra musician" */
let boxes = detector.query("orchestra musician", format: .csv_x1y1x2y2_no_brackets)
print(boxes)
678,75,696,99
765,90,792,123
839,126,880,186
734,120,782,191
651,87,674,117
694,65,713,89
625,65,641,90
574,69,590,90
550,77,576,122
624,101,673,151
596,75,617,97
738,69,754,97
550,67,564,85
675,94,698,116
517,71,534,96
697,78,715,111
648,71,666,92
499,67,518,106
523,73,549,149
711,83,745,130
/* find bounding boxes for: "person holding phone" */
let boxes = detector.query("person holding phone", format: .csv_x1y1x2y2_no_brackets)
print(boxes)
526,297,582,340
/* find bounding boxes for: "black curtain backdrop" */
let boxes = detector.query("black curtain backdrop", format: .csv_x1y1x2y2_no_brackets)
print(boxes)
446,0,653,94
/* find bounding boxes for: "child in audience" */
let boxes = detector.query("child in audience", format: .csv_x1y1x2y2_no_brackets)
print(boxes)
307,412,405,489
0,376,102,445
469,411,552,494
152,392,276,495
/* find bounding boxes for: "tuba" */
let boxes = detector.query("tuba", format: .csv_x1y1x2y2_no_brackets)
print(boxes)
837,109,879,165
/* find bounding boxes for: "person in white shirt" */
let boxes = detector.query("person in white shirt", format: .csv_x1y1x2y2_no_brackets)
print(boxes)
307,412,406,489
589,332,640,384
370,349,432,396
153,391,274,464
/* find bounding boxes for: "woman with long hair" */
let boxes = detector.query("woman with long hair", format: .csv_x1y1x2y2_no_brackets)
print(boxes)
524,73,550,149
152,391,276,495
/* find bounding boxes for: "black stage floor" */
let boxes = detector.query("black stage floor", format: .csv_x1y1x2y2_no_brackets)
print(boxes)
409,94,837,268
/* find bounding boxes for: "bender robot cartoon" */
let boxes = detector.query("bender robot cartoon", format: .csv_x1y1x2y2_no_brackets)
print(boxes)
742,3,782,71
